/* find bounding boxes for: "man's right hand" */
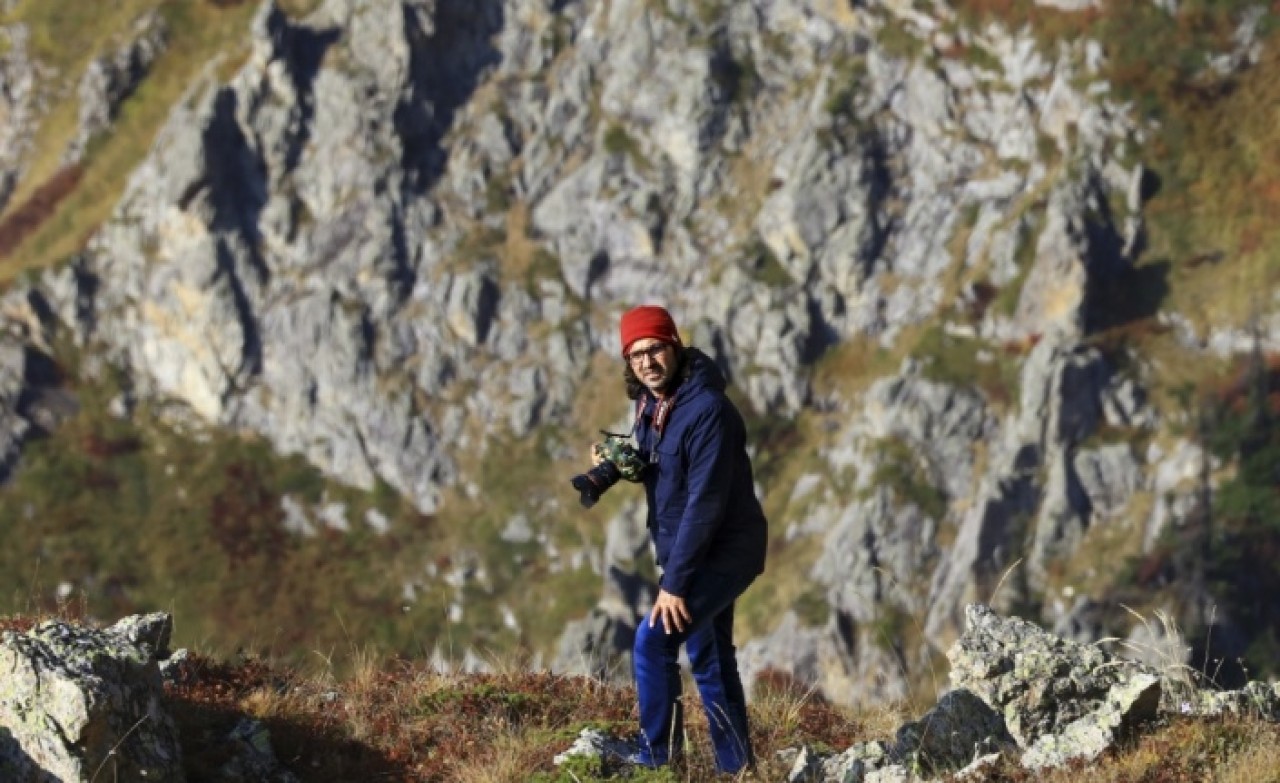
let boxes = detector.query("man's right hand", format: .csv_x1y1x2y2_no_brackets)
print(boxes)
590,443,604,466
649,589,692,634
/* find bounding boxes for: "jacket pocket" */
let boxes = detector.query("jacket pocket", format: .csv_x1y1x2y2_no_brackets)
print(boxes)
653,440,684,518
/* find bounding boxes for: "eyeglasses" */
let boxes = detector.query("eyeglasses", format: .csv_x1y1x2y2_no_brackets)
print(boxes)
626,343,670,366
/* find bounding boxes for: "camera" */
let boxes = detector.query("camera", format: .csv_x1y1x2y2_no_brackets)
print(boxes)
570,434,646,508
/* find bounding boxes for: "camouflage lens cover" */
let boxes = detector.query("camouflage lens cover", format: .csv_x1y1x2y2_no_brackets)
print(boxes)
594,436,646,482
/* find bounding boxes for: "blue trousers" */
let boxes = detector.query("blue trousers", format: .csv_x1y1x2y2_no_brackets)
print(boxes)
632,568,756,773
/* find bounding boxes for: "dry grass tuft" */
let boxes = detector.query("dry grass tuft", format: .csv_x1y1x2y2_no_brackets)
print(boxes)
750,668,865,751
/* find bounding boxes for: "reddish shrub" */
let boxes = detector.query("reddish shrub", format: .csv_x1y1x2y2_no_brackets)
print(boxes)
80,431,142,459
0,166,83,259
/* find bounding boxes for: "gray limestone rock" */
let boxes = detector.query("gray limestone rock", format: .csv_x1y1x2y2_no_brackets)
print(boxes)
551,607,637,683
821,739,896,783
1073,444,1143,519
891,689,1015,774
948,604,1161,769
107,612,174,661
1142,438,1208,552
44,0,1151,537
0,616,185,783
779,603,1280,781
1180,681,1280,721
0,23,38,212
0,340,31,482
1018,672,1160,770
784,744,826,783
927,341,1113,640
59,0,484,514
552,727,638,771
0,725,41,783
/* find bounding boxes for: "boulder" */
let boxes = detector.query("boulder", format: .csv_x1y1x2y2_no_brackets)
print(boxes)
948,604,1161,769
0,614,185,782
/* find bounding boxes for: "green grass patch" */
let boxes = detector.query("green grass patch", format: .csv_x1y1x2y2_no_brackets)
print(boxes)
527,248,562,287
866,436,947,522
5,0,161,78
1135,39,1280,340
992,213,1040,317
603,124,638,157
741,238,793,288
876,17,926,62
792,584,830,627
868,603,912,655
823,56,869,121
911,325,1020,409
485,170,513,212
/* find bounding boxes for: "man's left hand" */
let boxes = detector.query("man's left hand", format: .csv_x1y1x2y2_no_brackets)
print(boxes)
649,589,692,634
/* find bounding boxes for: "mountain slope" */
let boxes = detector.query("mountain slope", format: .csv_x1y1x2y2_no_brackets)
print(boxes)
0,0,1277,702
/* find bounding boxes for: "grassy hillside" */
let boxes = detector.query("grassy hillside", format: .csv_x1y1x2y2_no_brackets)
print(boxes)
1,339,451,665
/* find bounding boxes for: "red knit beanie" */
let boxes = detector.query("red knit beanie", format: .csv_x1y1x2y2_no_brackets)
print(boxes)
620,305,681,357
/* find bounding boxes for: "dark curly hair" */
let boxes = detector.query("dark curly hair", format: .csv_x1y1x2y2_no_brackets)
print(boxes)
623,344,690,400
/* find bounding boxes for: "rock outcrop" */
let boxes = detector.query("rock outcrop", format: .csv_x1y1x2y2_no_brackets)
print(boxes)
948,604,1161,770
0,613,184,783
775,604,1275,782
0,21,40,212
0,612,300,783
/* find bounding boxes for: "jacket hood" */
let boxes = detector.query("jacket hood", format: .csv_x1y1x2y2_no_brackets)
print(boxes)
678,347,727,396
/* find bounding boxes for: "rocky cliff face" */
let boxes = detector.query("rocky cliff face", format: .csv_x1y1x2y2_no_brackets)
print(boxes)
0,0,1274,704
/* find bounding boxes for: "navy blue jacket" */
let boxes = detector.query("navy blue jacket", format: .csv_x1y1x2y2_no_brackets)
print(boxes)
634,348,768,597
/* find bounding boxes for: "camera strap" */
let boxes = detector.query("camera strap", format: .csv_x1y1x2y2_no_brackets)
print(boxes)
605,393,680,465
645,393,679,464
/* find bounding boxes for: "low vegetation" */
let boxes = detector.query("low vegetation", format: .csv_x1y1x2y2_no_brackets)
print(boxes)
6,610,1279,782
156,652,1280,782
0,338,451,670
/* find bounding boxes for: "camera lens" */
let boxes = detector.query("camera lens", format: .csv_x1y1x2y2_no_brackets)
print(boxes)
570,474,601,508
570,460,623,508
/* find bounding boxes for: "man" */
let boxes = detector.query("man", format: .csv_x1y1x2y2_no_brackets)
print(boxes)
608,304,768,774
